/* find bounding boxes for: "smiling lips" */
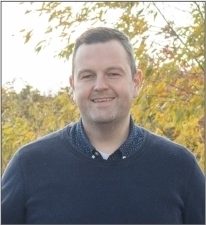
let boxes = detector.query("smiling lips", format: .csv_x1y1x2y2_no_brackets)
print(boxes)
91,97,115,103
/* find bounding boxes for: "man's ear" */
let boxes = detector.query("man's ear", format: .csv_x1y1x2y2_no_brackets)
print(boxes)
69,76,76,102
133,69,143,98
69,76,75,90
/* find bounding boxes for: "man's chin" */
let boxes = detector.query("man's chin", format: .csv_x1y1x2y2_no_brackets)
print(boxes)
91,116,117,124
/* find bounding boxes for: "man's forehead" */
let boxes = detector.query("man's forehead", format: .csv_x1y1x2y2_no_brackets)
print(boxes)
74,40,126,59
72,39,131,76
76,40,123,50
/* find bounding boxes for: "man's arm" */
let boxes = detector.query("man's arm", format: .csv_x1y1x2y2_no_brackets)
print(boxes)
2,151,26,224
183,158,205,224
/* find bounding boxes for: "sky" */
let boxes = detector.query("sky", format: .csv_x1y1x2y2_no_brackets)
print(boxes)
2,2,193,94
2,2,73,94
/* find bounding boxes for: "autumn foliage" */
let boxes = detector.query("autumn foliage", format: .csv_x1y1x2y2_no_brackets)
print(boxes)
2,2,204,172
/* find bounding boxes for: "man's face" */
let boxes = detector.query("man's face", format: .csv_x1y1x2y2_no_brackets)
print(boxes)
70,40,142,125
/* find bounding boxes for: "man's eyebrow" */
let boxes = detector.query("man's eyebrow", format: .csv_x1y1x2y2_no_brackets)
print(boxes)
77,69,94,76
105,66,125,73
77,66,125,76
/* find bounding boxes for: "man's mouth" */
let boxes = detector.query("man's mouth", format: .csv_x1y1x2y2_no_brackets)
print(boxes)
91,98,115,103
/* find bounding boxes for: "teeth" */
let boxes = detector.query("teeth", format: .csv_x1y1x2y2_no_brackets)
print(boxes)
93,98,113,102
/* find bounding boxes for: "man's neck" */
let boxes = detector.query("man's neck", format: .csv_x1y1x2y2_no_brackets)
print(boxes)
82,116,131,154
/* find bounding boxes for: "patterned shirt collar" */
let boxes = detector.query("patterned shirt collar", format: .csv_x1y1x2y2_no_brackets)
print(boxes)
68,117,144,160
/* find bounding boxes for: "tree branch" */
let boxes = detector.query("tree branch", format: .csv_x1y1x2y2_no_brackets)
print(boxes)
194,2,204,20
152,2,204,72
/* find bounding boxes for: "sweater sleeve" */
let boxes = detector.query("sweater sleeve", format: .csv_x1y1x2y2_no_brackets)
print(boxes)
183,157,205,224
1,151,26,224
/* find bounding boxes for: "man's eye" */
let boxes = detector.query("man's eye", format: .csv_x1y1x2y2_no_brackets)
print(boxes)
109,73,119,77
82,75,93,79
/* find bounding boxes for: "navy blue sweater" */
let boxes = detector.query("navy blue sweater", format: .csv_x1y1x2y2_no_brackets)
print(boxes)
2,125,205,224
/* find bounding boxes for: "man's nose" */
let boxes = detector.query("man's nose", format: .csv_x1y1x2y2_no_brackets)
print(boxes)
93,75,108,91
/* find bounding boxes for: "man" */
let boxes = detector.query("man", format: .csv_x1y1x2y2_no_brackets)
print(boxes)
2,27,205,224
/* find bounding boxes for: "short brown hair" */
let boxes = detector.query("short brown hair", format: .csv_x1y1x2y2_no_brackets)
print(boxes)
72,27,137,76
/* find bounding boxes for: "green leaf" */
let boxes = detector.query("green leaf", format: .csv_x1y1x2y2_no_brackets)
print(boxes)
25,10,32,14
36,40,46,47
35,46,42,53
45,27,53,34
137,9,144,16
48,11,56,22
154,12,157,20
145,65,153,77
24,30,33,44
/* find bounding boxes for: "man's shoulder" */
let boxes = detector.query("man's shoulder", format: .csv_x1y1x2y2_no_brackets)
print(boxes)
139,126,196,163
3,123,78,176
17,124,74,157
